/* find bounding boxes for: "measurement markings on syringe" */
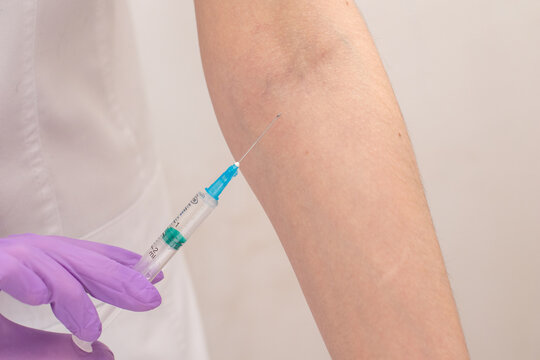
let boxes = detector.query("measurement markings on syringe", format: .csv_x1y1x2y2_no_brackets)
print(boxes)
148,244,159,259
172,194,200,227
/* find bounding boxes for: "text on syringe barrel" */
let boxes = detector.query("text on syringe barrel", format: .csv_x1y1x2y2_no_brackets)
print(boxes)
134,191,217,281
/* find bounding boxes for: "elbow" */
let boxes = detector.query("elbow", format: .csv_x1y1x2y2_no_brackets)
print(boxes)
225,29,357,111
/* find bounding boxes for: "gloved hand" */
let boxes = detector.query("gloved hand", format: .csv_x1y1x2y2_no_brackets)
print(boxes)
0,233,164,343
0,314,114,360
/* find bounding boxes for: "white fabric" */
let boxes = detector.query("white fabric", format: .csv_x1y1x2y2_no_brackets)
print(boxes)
0,0,208,358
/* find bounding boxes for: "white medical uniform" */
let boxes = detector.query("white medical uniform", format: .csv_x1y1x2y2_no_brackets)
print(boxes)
0,1,208,358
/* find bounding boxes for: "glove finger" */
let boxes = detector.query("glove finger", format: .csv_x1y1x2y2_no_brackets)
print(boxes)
21,249,102,342
54,236,165,284
45,236,142,267
151,270,165,284
52,237,165,284
44,243,161,311
50,236,165,284
44,236,166,285
85,341,115,360
0,251,49,305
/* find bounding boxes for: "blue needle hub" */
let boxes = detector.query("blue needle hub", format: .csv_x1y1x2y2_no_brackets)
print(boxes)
205,163,239,201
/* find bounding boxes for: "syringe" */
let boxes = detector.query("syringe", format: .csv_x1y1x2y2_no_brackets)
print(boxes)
133,162,238,281
72,113,281,352
135,112,281,280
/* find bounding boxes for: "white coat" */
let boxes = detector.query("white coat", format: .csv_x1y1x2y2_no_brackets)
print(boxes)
0,1,208,358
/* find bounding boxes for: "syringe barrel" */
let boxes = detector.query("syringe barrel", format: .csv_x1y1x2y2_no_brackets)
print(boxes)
134,190,217,281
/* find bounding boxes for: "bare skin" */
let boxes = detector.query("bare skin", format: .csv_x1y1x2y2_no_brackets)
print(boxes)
194,1,469,359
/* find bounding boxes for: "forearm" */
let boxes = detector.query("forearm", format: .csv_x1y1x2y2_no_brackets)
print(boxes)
194,1,468,358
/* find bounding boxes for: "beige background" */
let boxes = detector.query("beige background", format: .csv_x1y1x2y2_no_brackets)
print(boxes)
130,1,540,359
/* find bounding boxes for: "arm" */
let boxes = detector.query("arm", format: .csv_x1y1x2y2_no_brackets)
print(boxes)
194,1,468,358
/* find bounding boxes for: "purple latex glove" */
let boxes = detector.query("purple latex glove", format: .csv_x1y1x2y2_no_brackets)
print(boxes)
0,314,114,359
0,233,164,343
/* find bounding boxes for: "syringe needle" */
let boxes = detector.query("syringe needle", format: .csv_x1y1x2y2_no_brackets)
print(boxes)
237,113,281,165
